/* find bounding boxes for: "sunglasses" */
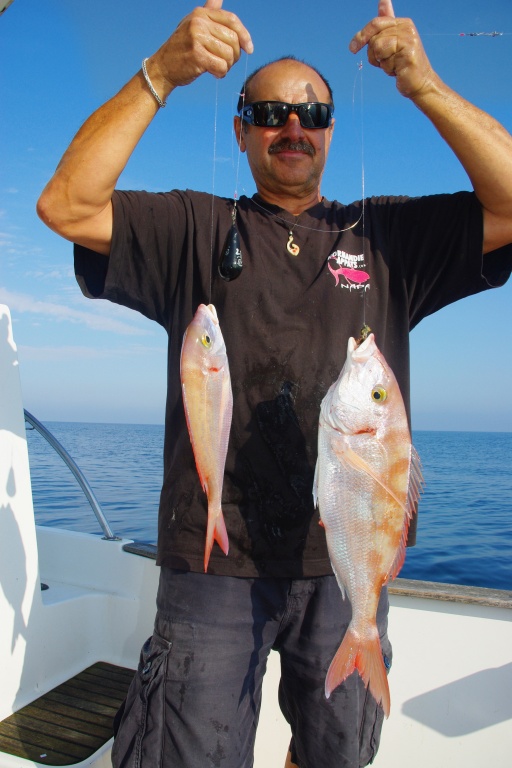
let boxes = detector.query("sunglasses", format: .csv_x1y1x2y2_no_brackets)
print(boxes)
239,101,334,129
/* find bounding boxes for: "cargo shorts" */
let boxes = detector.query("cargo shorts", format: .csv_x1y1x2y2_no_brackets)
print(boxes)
111,567,391,768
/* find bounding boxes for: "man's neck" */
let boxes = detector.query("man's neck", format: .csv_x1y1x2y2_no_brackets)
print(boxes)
254,188,323,216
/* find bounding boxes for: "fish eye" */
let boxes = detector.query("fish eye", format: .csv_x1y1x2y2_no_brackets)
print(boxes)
201,333,212,348
371,387,387,404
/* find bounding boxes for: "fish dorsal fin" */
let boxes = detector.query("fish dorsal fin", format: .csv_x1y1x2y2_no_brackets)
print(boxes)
407,446,424,517
387,523,408,582
335,443,408,514
387,446,424,581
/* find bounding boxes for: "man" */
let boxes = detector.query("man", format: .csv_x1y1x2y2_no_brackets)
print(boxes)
37,1,512,766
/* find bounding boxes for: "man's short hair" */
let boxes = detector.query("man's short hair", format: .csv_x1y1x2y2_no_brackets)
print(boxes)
236,56,335,113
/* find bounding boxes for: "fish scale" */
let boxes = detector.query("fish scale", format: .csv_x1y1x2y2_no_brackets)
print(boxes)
314,333,423,716
180,303,233,572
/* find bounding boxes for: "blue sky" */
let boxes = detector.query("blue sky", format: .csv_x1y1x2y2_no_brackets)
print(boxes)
1,0,511,429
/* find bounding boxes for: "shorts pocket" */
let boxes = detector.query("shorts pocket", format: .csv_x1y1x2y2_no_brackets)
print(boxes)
111,632,172,768
153,616,196,683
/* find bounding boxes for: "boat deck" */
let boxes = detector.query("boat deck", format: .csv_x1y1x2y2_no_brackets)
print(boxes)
0,663,134,765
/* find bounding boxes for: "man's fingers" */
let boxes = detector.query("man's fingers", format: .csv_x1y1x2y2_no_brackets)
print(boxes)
160,3,253,88
204,5,253,54
349,1,396,54
201,21,243,75
349,17,395,54
378,0,395,18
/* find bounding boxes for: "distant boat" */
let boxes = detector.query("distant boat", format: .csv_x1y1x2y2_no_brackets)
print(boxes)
1,301,511,768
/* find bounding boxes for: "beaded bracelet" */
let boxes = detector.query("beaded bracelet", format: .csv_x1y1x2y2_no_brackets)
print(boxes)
142,58,166,108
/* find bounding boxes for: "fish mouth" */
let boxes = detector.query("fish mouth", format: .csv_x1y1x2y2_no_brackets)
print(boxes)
205,304,219,324
348,333,375,363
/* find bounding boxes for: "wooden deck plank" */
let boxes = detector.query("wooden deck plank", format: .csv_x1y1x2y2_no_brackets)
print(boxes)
0,719,87,760
60,676,128,698
45,690,120,717
0,662,134,765
78,663,133,682
79,669,134,693
17,707,113,742
10,712,109,749
0,731,77,765
56,680,126,707
91,662,135,681
27,699,116,728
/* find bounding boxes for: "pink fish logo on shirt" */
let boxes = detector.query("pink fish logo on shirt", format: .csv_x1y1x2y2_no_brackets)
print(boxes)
328,251,370,291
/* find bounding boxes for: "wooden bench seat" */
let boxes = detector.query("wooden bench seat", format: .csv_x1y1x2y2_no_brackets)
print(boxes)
0,662,134,765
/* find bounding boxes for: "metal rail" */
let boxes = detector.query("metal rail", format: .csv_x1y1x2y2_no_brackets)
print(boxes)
24,409,120,541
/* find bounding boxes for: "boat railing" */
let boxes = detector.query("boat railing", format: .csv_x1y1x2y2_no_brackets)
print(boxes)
24,409,120,541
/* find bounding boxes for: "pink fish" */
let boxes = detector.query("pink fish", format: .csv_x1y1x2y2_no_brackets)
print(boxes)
180,304,232,571
328,261,370,287
314,333,423,716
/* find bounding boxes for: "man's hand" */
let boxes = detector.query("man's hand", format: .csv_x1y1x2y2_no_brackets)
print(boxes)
151,0,253,93
349,0,435,100
36,2,253,255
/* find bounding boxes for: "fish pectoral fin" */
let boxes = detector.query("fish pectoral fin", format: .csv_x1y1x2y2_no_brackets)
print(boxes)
334,444,407,513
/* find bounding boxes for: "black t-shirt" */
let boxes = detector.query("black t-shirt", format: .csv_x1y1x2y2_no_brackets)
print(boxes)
75,190,510,577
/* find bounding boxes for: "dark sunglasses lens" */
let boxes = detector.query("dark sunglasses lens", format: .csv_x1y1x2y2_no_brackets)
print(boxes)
252,102,288,126
244,102,332,128
299,103,331,128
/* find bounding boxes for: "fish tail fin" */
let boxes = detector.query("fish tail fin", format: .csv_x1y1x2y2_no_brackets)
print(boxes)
204,508,229,572
325,625,390,718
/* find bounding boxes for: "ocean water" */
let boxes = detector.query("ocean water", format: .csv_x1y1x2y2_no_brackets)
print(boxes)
25,423,512,591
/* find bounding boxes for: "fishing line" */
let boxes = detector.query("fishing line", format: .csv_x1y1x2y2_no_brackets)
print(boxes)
424,31,510,37
216,55,369,294
217,53,250,282
245,195,364,235
209,79,219,303
459,31,508,36
237,60,367,240
233,52,250,203
210,27,509,295
357,59,368,331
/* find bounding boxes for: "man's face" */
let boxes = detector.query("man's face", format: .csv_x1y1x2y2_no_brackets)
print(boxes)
234,60,335,205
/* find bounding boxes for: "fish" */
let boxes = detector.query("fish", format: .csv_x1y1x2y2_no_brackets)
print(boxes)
313,332,423,716
180,303,233,572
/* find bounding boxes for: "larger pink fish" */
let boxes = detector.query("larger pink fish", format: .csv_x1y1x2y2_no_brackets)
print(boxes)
180,304,232,572
314,333,423,716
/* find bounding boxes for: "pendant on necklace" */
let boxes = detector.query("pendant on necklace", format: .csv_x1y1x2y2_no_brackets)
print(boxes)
287,231,300,256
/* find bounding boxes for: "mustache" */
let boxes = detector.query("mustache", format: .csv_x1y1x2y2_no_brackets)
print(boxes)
268,139,315,156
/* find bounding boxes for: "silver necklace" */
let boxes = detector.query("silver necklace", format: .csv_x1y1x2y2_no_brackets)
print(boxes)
250,195,363,258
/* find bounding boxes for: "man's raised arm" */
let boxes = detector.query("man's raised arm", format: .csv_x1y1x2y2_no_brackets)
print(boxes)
350,0,512,255
36,0,252,256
